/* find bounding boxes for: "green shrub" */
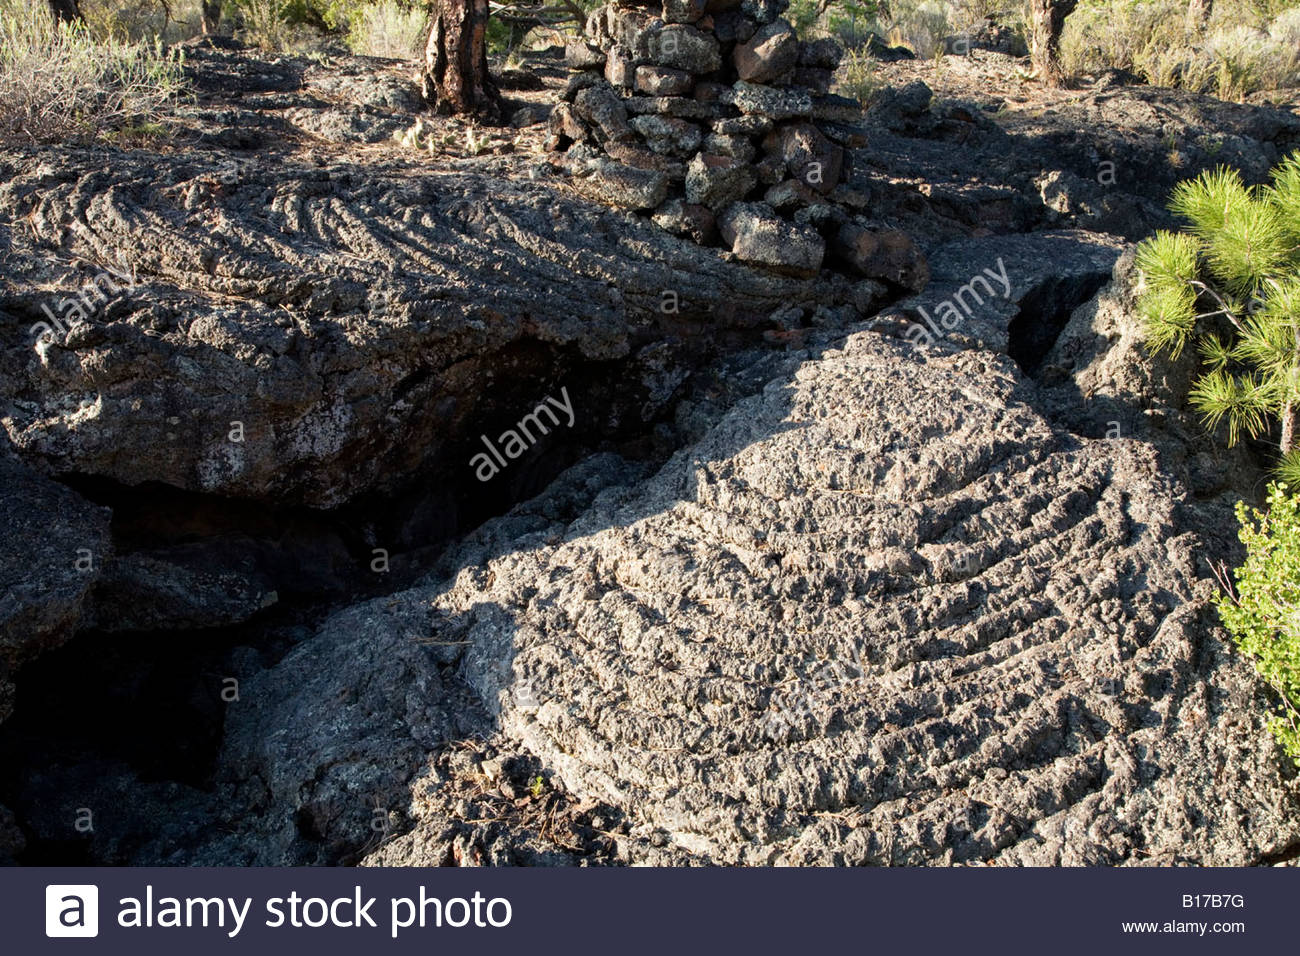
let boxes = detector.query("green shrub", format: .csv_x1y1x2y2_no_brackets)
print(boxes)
345,0,426,57
232,0,295,50
1060,0,1300,100
788,0,822,37
835,47,881,105
82,0,208,43
0,1,187,144
1136,153,1300,473
1217,481,1300,767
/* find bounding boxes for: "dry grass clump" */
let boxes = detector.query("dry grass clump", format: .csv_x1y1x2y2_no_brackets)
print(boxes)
0,1,186,145
1061,0,1300,101
345,0,427,58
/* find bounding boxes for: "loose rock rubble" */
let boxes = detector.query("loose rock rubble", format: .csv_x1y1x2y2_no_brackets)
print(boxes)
550,0,927,287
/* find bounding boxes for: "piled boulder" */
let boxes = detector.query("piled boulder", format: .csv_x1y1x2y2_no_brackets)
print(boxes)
550,0,927,287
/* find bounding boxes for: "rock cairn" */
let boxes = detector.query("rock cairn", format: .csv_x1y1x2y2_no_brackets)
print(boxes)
549,0,927,287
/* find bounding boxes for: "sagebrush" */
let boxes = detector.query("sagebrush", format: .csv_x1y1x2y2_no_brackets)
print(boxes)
0,2,186,145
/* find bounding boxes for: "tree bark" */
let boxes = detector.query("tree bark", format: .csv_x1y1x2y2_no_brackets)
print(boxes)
1029,0,1078,87
202,0,222,34
422,0,503,123
46,0,83,24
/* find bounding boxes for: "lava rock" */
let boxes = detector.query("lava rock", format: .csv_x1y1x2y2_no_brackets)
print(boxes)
769,121,844,194
765,178,823,211
867,80,933,129
741,0,788,25
562,71,605,102
0,453,111,723
703,131,757,162
604,45,637,88
754,152,786,184
93,543,279,633
548,102,590,145
718,202,825,276
574,85,635,142
713,114,772,136
832,223,929,290
649,24,723,74
572,159,670,210
652,198,719,244
732,80,812,120
733,20,800,84
793,66,833,94
863,30,916,61
685,152,758,208
631,115,704,155
810,92,864,123
606,141,688,179
693,81,736,104
662,0,707,23
798,37,843,68
635,65,695,96
625,96,726,120
711,8,756,44
565,41,607,70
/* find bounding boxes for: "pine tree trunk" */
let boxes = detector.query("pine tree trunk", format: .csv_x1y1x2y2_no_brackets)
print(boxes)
1282,402,1296,456
46,0,83,24
1029,0,1078,87
202,0,222,34
422,0,502,123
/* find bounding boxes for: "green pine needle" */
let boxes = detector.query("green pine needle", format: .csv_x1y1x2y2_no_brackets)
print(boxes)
1189,369,1273,446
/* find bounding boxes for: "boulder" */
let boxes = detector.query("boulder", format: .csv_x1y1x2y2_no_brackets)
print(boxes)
732,80,812,120
604,45,637,88
662,0,707,22
652,198,719,244
713,114,772,136
635,65,695,96
574,85,636,142
572,159,670,210
685,152,758,208
565,41,607,70
798,37,843,69
631,115,705,156
703,131,757,162
832,223,929,290
548,102,590,145
718,202,825,276
648,24,723,74
769,121,843,194
625,96,726,120
740,0,787,24
732,20,800,84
